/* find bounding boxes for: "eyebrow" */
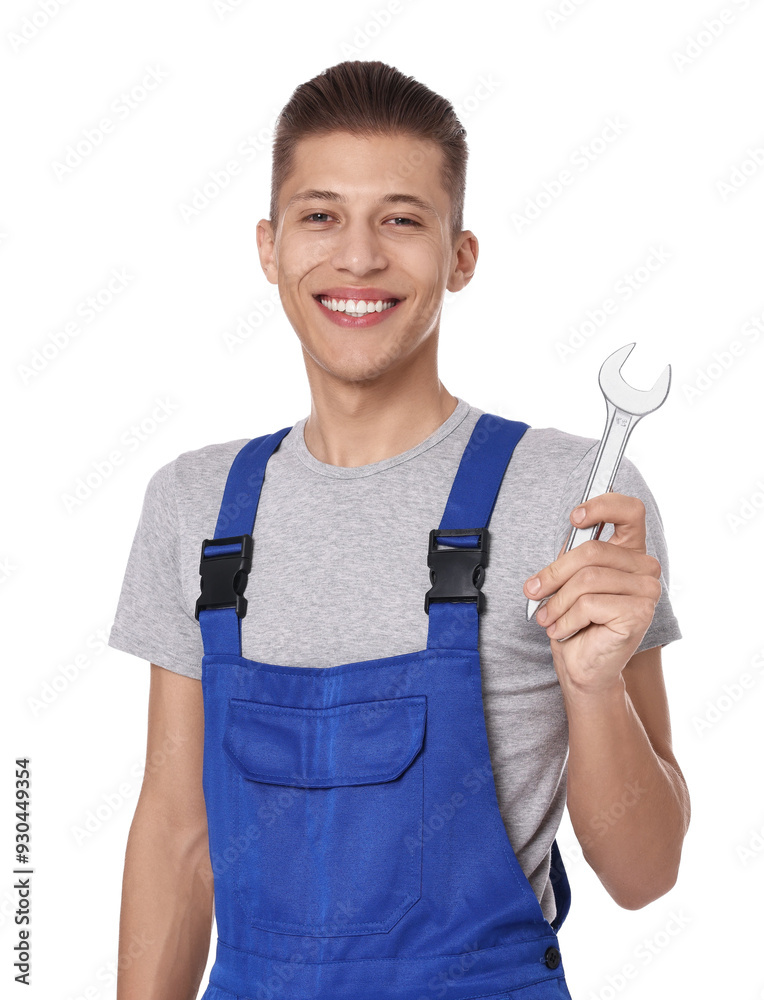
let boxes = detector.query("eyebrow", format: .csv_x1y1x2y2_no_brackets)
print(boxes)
287,189,439,217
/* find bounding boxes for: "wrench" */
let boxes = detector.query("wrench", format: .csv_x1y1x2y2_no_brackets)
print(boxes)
526,342,671,626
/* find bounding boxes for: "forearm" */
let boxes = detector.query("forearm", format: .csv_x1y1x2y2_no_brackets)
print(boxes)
562,676,690,909
117,791,214,1000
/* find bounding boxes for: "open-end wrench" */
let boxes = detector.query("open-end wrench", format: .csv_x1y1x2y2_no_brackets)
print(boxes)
526,342,671,625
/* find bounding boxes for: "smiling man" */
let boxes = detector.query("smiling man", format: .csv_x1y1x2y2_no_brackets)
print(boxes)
263,126,473,465
109,61,690,1000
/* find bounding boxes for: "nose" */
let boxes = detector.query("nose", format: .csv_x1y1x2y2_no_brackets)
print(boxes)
328,217,388,276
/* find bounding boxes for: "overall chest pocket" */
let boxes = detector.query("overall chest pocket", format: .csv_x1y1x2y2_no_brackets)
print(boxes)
222,693,426,937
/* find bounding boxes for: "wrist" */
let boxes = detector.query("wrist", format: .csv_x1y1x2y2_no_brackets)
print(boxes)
558,671,628,717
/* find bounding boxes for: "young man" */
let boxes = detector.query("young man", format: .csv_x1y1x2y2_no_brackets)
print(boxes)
109,60,690,999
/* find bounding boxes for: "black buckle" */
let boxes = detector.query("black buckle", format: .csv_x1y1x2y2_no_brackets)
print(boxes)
195,534,254,620
424,527,489,614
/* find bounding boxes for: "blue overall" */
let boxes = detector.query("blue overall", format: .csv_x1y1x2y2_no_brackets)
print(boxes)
197,413,573,1000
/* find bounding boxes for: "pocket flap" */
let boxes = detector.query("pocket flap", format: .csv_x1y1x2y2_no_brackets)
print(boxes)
222,694,427,787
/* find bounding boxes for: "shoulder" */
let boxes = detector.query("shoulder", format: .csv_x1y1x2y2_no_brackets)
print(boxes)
132,437,261,529
465,408,600,478
508,424,602,487
172,436,251,489
512,423,662,511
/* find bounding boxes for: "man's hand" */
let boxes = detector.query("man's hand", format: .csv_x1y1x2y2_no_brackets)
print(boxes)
523,492,663,697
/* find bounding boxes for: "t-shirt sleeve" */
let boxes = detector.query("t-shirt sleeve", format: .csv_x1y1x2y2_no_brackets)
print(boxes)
107,458,203,680
553,446,682,654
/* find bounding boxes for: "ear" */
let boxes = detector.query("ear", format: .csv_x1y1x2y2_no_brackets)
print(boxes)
446,230,479,293
256,218,278,285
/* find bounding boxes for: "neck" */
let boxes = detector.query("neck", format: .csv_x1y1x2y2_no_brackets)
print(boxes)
302,371,459,468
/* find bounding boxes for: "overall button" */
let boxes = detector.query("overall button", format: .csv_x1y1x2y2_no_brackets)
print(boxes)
544,946,561,970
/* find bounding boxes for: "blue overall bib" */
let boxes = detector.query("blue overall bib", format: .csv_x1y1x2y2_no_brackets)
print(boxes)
197,413,573,1000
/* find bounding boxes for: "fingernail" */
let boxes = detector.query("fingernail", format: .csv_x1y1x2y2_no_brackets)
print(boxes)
572,505,586,523
526,576,541,594
536,606,548,623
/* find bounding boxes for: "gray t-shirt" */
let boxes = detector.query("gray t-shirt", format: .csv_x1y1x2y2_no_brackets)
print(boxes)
108,397,682,924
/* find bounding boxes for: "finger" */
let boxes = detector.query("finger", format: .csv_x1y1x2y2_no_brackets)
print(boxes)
535,565,662,629
524,541,660,602
568,492,648,552
543,593,658,644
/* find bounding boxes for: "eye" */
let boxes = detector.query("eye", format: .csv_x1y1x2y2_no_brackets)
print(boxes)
388,216,419,227
304,212,332,223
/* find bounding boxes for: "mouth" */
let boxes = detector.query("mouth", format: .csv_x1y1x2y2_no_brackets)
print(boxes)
312,293,403,328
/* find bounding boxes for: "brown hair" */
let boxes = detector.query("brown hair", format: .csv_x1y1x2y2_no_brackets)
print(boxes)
269,60,468,240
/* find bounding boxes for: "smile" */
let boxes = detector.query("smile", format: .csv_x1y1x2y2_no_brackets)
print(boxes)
319,296,398,316
313,295,402,328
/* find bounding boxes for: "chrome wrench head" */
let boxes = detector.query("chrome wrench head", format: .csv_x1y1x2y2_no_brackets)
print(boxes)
599,342,671,415
525,342,671,622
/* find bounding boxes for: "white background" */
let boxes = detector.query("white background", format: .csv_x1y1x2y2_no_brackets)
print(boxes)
2,1,763,997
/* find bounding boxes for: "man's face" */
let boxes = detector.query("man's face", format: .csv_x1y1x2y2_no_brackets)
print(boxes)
257,131,476,387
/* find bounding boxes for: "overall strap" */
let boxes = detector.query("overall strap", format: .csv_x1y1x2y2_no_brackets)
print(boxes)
426,414,529,651
197,426,292,656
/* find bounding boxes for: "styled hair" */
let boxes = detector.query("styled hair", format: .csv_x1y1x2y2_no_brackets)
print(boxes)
269,60,468,240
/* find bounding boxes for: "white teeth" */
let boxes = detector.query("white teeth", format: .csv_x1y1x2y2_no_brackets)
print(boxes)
318,296,397,315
